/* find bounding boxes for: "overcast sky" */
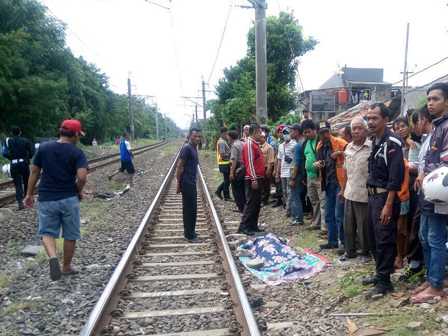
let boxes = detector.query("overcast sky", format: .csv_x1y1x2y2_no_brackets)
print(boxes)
41,0,448,129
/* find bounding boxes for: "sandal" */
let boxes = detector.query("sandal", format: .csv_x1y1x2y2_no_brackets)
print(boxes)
412,284,430,295
339,253,357,261
412,292,446,304
61,266,79,276
361,255,373,264
49,258,61,281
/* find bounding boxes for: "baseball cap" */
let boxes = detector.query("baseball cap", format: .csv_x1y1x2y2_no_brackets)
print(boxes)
276,124,285,133
282,126,291,134
60,119,85,136
289,123,301,132
317,120,331,133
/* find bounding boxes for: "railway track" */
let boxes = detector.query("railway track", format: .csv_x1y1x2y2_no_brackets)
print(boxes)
0,140,173,207
80,152,261,336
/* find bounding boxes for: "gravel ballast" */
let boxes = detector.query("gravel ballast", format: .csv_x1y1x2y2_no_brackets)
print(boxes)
0,142,180,335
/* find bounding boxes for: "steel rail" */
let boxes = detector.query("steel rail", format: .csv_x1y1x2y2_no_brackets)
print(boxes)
79,151,180,336
198,166,261,336
0,140,174,207
0,140,171,190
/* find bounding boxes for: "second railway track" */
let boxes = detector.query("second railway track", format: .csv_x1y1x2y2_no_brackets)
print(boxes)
0,140,173,207
80,152,260,336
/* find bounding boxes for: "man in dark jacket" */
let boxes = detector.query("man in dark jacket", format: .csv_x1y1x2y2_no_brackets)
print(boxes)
413,83,448,303
3,126,33,210
363,103,404,299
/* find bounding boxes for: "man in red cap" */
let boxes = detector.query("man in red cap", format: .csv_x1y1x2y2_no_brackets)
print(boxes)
24,119,88,281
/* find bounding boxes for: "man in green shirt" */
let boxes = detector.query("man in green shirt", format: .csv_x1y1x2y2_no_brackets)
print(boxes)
301,120,326,233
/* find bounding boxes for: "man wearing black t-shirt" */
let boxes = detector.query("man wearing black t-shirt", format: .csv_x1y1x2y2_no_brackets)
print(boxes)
2,126,33,210
24,120,88,281
176,128,201,243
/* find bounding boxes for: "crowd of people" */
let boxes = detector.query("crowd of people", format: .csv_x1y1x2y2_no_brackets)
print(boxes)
194,82,448,302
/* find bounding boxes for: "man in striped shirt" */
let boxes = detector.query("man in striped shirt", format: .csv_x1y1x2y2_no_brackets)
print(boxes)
237,123,266,236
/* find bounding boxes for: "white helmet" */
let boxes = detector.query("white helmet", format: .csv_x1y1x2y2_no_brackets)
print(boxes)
423,166,448,204
2,164,11,178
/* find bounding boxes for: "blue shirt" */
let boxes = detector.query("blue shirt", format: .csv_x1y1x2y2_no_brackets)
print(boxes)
179,142,198,185
33,141,89,202
267,135,277,148
120,139,132,162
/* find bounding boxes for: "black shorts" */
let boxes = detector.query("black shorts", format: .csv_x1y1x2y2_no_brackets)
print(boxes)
119,161,135,174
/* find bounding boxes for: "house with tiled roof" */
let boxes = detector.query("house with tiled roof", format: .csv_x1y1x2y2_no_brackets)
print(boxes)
298,66,392,121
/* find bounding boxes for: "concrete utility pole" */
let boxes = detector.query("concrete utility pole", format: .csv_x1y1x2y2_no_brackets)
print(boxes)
401,23,410,116
251,0,268,124
164,113,167,138
155,103,159,140
195,105,198,124
128,73,134,139
202,78,207,130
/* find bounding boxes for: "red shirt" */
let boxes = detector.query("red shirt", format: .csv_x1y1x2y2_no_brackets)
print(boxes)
242,138,265,180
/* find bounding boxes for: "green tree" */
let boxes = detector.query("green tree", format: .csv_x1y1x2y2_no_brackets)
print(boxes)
209,11,317,132
0,0,181,143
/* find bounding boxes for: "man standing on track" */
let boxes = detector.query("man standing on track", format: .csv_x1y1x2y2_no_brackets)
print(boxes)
108,132,135,186
237,123,266,236
176,128,201,243
363,103,404,299
2,126,33,210
215,127,233,202
24,120,88,281
229,130,245,213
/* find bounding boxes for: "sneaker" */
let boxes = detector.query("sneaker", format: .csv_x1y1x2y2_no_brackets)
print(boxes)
186,236,199,243
289,220,299,226
365,282,394,299
272,200,283,208
215,191,223,200
398,266,425,282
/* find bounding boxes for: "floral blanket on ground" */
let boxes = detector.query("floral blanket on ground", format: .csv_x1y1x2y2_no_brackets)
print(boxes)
238,233,330,286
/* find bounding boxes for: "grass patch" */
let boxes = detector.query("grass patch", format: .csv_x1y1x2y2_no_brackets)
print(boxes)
108,181,127,191
91,218,110,231
0,301,39,318
0,275,14,288
4,241,19,256
337,270,370,298
81,200,112,219
365,309,441,335
292,230,320,250
158,144,178,159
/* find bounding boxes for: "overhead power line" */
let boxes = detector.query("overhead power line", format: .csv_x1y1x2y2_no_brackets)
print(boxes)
208,0,234,84
390,55,448,86
275,0,305,92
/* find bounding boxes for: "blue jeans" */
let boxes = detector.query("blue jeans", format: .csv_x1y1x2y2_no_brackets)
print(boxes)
419,213,447,289
289,176,303,222
325,183,345,246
